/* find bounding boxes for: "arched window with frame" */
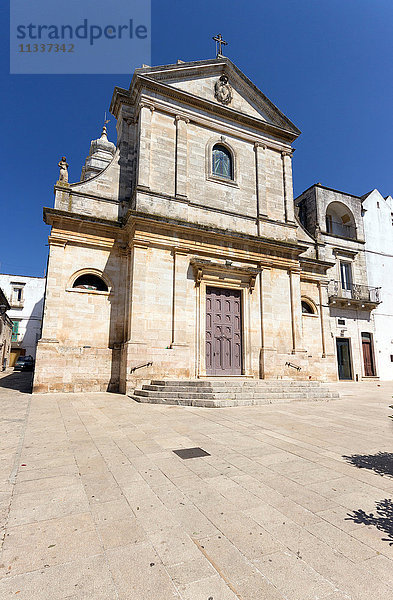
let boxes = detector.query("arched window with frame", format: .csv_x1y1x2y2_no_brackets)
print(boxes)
212,144,233,179
72,274,108,292
301,299,317,315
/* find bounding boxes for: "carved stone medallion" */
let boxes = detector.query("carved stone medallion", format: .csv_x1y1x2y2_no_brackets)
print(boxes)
214,75,233,106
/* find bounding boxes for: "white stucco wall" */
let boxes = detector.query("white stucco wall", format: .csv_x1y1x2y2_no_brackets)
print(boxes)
362,189,393,380
0,275,46,358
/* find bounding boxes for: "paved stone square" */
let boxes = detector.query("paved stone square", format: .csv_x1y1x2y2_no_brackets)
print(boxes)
0,372,393,599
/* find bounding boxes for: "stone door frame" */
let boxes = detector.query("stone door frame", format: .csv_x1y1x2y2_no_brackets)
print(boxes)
195,278,254,378
205,285,243,376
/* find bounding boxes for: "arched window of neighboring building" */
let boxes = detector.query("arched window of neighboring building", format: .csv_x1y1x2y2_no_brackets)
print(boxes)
212,144,233,179
72,274,108,292
301,299,317,315
325,202,356,239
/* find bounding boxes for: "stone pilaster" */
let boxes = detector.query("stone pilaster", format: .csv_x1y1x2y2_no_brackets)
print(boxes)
136,103,154,190
120,246,132,343
128,243,149,344
282,151,295,224
318,281,332,358
254,143,267,221
175,115,189,199
40,238,67,341
123,243,150,390
258,267,276,378
288,268,303,353
119,245,132,394
170,248,189,347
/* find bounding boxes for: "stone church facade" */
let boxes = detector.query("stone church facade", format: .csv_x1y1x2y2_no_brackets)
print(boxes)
33,57,341,394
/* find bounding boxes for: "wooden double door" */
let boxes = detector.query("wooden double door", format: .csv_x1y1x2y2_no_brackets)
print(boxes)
362,332,376,377
205,287,242,375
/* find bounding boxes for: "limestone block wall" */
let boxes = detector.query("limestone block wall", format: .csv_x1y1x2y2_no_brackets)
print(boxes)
186,124,257,218
120,231,338,393
122,244,195,391
270,269,293,353
54,181,121,222
295,184,365,244
33,232,125,393
149,112,176,196
300,280,337,381
134,105,296,242
295,187,319,237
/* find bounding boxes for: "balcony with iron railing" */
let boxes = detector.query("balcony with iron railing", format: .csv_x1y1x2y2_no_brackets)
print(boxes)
328,280,381,308
325,219,357,240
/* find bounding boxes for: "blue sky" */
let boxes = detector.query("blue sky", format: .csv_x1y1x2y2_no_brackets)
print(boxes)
1,0,393,276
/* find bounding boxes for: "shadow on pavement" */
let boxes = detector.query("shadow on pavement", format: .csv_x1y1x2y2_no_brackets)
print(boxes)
346,499,393,546
0,371,33,394
342,451,393,478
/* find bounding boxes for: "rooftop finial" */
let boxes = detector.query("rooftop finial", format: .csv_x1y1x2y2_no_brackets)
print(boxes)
212,33,228,58
102,111,110,137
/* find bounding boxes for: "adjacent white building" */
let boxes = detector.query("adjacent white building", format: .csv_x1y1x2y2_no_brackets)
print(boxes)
362,189,393,380
0,275,45,365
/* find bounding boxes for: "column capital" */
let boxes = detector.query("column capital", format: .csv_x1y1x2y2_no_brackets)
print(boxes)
48,236,67,248
175,114,190,124
287,267,301,275
317,279,330,289
137,102,155,121
254,142,267,150
139,102,155,112
117,243,132,257
281,150,293,158
130,241,150,250
172,246,190,256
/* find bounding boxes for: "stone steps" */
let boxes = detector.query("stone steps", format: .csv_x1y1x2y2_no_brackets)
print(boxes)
150,379,321,387
130,379,339,408
134,390,336,399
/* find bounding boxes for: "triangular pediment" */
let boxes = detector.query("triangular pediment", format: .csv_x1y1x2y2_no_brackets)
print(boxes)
133,58,300,137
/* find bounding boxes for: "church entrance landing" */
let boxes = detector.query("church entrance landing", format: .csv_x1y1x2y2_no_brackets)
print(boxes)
205,286,242,375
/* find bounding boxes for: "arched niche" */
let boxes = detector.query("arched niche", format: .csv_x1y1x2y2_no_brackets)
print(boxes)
325,201,356,239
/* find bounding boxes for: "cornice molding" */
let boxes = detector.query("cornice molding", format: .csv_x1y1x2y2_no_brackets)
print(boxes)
125,209,307,260
190,257,260,291
43,207,122,232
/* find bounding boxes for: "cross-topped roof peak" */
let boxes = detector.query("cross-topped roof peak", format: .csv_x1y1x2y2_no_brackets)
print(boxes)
212,33,228,58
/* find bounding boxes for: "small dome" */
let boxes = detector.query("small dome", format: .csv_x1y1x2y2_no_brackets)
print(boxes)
88,125,116,158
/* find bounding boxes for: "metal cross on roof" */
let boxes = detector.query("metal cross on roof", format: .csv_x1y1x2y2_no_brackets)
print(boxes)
213,33,228,57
